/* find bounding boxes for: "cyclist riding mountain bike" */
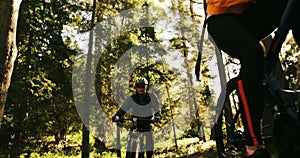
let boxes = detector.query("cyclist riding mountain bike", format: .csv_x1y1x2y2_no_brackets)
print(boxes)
112,78,161,158
205,0,300,157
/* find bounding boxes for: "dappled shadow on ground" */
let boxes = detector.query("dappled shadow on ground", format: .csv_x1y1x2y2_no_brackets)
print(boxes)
178,140,218,158
154,139,218,158
180,149,218,158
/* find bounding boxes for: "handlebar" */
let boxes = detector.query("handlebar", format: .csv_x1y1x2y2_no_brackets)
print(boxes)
112,116,159,123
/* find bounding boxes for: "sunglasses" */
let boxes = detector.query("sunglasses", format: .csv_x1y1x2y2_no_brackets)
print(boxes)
136,85,145,88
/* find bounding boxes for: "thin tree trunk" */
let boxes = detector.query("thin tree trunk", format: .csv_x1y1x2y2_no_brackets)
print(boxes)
165,84,178,150
180,0,206,141
81,0,97,157
0,0,22,126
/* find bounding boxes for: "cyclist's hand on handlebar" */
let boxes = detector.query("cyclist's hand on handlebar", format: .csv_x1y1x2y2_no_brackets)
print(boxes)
112,115,119,122
151,116,159,122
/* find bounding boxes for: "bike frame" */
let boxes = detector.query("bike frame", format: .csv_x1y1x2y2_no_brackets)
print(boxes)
127,129,146,158
115,117,152,158
264,0,300,123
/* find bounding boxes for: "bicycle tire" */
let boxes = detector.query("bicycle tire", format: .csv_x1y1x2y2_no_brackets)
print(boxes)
126,131,146,158
273,113,300,158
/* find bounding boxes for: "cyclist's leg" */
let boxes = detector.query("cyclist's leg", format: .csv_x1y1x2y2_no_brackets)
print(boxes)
126,131,138,158
243,0,287,39
207,14,265,148
207,0,288,149
145,131,154,158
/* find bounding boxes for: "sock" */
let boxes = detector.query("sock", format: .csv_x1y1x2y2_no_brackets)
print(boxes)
246,146,258,156
246,149,256,156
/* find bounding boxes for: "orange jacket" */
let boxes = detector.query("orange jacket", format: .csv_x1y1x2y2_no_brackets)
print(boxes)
206,0,256,15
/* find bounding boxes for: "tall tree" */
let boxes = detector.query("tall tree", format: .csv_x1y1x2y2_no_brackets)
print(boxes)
0,0,22,126
0,0,84,156
81,0,97,157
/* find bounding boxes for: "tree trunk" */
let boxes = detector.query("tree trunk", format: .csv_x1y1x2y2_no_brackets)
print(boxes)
81,0,97,157
0,0,22,126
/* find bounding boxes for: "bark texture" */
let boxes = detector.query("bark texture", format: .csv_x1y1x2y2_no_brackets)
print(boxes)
0,0,22,126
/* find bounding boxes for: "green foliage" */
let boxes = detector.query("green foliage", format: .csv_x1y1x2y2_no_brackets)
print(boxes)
280,34,300,89
1,0,298,157
0,0,83,157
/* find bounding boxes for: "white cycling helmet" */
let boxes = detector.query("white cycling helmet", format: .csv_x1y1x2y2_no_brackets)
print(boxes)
135,78,148,86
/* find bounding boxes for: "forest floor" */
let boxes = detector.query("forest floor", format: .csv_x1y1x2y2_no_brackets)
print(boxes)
153,138,218,158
